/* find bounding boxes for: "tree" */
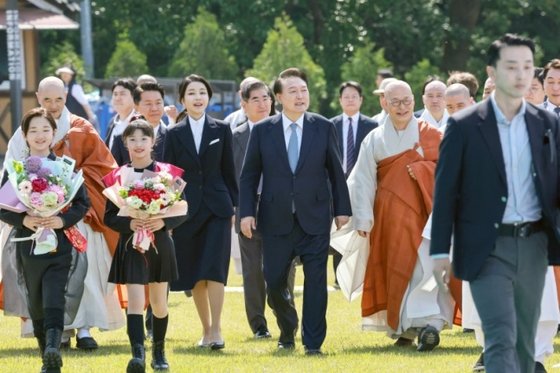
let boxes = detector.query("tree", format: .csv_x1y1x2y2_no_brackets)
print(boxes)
335,41,392,117
168,7,238,79
247,14,326,112
41,41,85,81
105,33,148,79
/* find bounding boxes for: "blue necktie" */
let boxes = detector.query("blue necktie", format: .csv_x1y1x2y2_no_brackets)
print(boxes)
346,117,356,177
288,123,299,173
554,107,560,117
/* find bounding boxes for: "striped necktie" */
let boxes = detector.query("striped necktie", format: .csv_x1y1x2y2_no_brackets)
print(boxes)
346,117,356,177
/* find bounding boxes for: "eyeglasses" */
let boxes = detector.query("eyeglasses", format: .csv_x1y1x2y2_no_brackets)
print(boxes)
388,97,413,107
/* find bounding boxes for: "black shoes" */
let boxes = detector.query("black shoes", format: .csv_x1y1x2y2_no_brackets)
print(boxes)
127,343,146,373
76,336,98,350
416,325,440,352
42,329,63,373
151,341,169,370
305,348,323,356
472,352,484,372
394,337,414,347
209,341,225,350
535,361,547,373
254,327,272,339
277,341,295,350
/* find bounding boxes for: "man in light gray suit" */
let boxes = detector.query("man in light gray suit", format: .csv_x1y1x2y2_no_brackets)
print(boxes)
232,79,295,339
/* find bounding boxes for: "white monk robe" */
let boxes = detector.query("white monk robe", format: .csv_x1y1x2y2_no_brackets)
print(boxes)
419,108,449,130
333,116,454,339
1,107,124,335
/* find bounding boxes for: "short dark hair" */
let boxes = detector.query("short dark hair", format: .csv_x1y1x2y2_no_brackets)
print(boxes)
273,68,308,95
447,71,480,98
421,76,444,95
534,67,544,85
122,118,155,140
21,107,56,136
487,33,535,67
112,78,136,95
178,74,213,101
241,80,270,101
339,81,363,97
543,59,560,81
133,83,165,105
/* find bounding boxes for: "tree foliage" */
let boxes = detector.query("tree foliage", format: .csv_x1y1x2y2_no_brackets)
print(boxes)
404,59,445,111
335,41,392,116
246,14,326,112
105,33,148,79
41,41,85,81
168,7,238,79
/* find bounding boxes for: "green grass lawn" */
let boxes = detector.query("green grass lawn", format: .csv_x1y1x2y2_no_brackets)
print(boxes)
1,259,559,372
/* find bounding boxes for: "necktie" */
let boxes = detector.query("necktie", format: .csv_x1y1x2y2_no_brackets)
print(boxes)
554,107,560,117
346,117,356,176
288,123,299,173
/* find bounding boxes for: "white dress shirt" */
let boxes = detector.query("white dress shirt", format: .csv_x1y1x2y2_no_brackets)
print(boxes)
188,114,206,153
108,109,135,149
282,113,303,152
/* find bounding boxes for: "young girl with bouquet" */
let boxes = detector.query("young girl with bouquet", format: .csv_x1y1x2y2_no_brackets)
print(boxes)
0,107,90,373
103,119,186,372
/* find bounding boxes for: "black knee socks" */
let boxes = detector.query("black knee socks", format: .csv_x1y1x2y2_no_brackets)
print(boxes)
152,315,168,343
127,314,144,346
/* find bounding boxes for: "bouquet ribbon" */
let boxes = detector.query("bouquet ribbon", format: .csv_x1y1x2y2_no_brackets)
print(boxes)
11,227,58,255
133,228,156,254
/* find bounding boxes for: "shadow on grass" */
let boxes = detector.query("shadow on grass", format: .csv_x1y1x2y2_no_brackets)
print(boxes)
338,344,481,356
0,343,133,358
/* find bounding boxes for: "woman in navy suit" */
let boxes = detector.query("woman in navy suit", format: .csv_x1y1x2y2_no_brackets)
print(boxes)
163,75,237,349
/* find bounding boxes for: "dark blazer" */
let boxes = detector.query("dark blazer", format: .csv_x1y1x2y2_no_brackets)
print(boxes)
239,112,352,236
111,124,168,166
104,115,117,147
163,115,238,219
0,154,90,258
232,120,252,233
331,113,378,168
430,99,560,281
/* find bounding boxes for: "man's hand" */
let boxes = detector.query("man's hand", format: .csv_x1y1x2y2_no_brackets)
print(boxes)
240,217,256,239
335,215,349,230
432,257,452,292
357,230,368,237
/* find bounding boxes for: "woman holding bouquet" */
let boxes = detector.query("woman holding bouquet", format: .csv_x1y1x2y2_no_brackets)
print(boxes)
163,74,238,350
104,119,186,372
0,107,90,373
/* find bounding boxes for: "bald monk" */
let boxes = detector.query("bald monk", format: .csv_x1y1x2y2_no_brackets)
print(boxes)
347,80,453,351
1,77,124,349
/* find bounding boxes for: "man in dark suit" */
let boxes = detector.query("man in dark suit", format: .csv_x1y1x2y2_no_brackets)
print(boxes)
239,68,352,355
111,83,167,165
431,34,560,373
104,78,136,149
330,81,377,287
232,79,295,340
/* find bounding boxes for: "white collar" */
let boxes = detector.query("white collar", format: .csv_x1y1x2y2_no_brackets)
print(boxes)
282,113,304,132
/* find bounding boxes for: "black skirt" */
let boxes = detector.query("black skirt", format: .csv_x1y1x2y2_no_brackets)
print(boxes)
108,230,179,284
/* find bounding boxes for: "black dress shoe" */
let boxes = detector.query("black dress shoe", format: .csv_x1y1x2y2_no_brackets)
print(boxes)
305,348,323,356
277,341,295,350
417,325,440,352
209,341,225,350
254,327,272,339
535,361,547,373
394,337,414,347
472,352,484,372
76,336,98,350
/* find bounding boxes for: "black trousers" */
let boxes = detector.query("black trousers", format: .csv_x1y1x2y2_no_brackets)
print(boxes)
262,217,329,350
19,249,71,325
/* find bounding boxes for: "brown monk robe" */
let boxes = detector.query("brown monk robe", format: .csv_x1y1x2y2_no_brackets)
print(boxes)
361,122,460,329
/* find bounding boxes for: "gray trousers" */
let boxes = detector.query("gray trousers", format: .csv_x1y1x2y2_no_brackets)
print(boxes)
238,230,296,334
470,232,548,373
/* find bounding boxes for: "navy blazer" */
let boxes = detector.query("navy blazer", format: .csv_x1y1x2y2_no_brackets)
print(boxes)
239,112,352,236
111,124,167,166
430,99,560,281
163,115,238,219
331,113,378,174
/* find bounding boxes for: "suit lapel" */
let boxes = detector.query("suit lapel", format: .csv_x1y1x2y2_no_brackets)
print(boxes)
477,100,507,186
296,113,317,172
177,121,200,165
198,116,217,157
236,123,251,153
525,105,545,173
270,115,291,171
356,114,369,146
335,116,343,153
